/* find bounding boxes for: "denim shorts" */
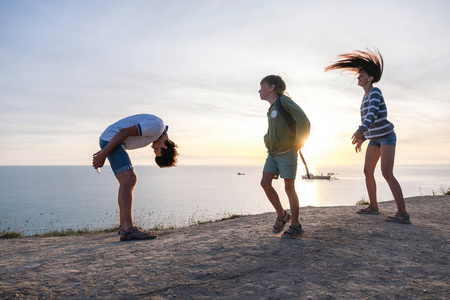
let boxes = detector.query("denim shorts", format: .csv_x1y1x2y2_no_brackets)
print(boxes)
263,149,298,179
99,139,133,179
368,131,397,147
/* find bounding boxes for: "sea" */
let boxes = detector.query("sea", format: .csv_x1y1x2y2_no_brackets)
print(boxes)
1,164,449,236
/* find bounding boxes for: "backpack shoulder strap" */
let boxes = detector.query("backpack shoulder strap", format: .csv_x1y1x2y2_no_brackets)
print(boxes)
275,97,295,132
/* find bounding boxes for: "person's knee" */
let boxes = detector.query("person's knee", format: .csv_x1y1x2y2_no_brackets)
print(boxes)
381,169,393,181
284,180,296,195
363,167,374,177
261,178,271,190
285,187,296,196
119,170,137,187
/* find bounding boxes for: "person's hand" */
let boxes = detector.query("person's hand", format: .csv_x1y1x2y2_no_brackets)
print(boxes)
355,139,364,153
351,130,363,145
92,150,106,169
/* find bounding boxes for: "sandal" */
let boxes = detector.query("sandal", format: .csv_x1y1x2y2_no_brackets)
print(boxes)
281,224,304,239
272,210,291,234
356,205,380,215
385,211,411,224
119,226,158,241
118,225,142,236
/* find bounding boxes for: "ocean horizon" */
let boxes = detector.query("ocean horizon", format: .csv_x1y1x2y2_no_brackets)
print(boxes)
1,164,449,236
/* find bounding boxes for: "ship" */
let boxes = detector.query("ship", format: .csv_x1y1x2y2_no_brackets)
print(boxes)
301,172,336,180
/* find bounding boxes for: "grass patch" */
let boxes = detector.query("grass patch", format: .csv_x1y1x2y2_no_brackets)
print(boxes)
356,196,369,206
0,212,244,239
0,231,23,239
440,186,450,195
197,213,242,225
430,185,450,196
36,227,119,237
1,226,119,239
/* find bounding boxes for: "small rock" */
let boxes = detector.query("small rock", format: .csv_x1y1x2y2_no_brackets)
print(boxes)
369,229,380,236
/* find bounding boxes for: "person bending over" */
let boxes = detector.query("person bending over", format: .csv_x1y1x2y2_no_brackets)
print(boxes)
92,114,178,241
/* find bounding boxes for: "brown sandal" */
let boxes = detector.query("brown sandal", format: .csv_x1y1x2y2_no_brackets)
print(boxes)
272,210,291,234
281,224,305,239
385,211,411,224
119,226,158,241
356,205,380,215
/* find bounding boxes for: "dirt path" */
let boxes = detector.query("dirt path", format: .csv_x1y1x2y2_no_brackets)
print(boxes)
1,196,449,299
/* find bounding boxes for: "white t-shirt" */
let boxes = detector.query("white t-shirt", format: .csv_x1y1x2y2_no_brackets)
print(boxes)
100,114,166,150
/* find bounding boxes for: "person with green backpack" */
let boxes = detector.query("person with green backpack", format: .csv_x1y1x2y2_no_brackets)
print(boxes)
259,75,310,239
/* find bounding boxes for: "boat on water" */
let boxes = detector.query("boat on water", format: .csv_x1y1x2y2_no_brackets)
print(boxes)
301,172,336,180
237,172,246,175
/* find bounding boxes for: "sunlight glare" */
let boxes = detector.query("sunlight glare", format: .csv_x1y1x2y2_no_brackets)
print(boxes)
297,179,319,207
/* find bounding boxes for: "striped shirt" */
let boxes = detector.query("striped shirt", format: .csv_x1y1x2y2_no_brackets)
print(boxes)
358,87,394,139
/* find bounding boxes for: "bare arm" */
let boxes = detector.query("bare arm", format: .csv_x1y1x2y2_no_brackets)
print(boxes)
354,138,365,153
92,125,139,169
351,130,364,145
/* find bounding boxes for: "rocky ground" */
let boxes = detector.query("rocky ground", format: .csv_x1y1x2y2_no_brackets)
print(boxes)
1,196,449,299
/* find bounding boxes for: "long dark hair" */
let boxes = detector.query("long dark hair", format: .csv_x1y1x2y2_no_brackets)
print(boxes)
325,48,384,83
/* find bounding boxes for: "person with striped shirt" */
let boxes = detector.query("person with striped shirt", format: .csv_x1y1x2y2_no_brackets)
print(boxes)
325,48,410,224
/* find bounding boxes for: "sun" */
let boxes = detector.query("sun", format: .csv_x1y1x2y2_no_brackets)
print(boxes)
300,108,355,166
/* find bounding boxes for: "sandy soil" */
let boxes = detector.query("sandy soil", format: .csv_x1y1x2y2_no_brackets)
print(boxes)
1,195,449,299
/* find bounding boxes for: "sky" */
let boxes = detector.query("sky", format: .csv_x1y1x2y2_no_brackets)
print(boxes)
0,0,449,167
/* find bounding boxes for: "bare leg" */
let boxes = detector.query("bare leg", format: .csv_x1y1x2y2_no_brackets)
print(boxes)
261,172,285,225
363,145,381,209
284,179,300,226
117,170,137,231
380,145,407,214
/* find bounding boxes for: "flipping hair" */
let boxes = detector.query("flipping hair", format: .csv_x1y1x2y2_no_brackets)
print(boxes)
325,48,384,83
260,75,287,97
155,140,178,168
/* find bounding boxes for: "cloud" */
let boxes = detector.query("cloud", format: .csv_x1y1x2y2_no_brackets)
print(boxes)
0,0,449,165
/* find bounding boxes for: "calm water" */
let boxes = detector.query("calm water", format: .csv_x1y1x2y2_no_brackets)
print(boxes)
1,164,449,235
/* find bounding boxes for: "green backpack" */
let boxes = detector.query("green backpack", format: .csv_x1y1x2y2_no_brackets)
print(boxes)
276,97,311,179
